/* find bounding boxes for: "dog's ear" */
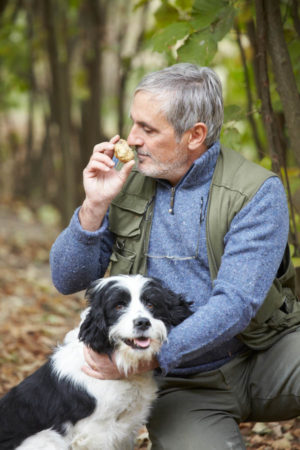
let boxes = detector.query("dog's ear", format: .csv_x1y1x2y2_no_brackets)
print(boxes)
164,290,193,327
78,282,113,355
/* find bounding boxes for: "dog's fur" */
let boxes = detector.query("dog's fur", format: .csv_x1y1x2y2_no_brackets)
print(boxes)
0,275,192,450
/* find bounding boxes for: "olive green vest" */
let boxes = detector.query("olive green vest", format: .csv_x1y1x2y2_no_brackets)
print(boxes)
109,147,300,350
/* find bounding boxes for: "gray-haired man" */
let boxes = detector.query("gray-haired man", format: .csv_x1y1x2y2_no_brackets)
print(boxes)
50,63,300,449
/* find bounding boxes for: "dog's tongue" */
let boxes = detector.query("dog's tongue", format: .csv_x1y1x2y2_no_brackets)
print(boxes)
134,338,151,348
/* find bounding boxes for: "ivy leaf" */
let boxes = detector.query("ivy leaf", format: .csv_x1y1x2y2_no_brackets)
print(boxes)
190,11,219,30
154,1,180,27
174,0,194,12
224,104,244,123
151,22,192,53
192,0,228,15
191,0,228,30
213,5,237,41
193,0,229,16
177,30,218,65
220,125,241,149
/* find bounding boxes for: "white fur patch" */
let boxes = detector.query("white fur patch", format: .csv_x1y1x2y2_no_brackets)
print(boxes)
14,275,171,450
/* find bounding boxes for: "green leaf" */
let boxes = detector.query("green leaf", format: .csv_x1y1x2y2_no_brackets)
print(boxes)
292,257,300,268
190,0,235,36
192,0,228,15
190,11,219,30
220,126,241,149
151,22,192,53
174,0,194,12
133,0,149,9
154,1,180,27
213,6,237,41
224,104,244,122
177,30,218,65
259,156,272,171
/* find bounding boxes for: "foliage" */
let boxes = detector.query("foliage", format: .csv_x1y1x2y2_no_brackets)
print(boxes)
0,0,299,249
141,0,300,254
150,0,237,65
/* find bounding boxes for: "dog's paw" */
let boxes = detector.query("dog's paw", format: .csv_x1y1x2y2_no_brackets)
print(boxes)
72,433,105,450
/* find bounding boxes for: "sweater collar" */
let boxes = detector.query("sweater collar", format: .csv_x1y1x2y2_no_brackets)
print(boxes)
158,141,220,189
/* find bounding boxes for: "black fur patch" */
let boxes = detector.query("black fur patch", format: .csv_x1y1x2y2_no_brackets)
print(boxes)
0,361,96,449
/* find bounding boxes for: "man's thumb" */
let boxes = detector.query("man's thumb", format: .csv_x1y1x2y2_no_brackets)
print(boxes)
119,160,135,182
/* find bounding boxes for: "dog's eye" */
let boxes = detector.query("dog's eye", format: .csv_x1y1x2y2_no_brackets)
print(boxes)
145,302,154,310
115,304,125,311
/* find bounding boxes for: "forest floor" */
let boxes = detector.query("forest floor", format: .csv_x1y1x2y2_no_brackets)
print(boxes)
0,200,300,450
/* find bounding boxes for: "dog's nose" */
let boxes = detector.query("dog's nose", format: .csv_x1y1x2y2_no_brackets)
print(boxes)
133,317,151,331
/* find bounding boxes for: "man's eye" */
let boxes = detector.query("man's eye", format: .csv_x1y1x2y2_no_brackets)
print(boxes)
143,127,153,134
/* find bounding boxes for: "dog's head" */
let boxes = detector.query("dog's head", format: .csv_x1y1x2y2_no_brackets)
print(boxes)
78,275,192,373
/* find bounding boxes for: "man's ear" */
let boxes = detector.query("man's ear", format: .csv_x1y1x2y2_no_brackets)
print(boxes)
187,122,207,151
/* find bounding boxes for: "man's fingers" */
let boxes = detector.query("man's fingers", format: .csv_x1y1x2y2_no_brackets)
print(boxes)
119,159,135,180
92,135,120,156
85,152,115,176
92,142,115,156
83,345,100,370
110,134,120,144
81,363,105,380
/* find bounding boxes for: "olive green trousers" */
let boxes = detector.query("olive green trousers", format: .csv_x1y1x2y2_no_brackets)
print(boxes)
148,329,300,450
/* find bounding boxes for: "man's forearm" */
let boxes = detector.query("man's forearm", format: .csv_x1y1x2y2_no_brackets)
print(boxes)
79,199,110,231
50,208,114,294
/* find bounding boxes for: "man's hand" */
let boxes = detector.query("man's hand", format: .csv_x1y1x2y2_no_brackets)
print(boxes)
79,135,135,231
82,346,122,379
81,346,159,380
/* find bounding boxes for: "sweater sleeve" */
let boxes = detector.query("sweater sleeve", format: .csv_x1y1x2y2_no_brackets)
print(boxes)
157,176,290,373
49,208,114,294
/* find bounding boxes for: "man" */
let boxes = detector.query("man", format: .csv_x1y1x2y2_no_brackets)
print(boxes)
50,63,300,449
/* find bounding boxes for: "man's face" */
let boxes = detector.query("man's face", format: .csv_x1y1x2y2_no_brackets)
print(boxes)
127,91,191,185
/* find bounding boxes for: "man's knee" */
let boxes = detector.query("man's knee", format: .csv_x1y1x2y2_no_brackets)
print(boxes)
148,396,245,450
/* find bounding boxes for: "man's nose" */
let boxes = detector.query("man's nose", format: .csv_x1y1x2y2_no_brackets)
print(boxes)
127,125,143,147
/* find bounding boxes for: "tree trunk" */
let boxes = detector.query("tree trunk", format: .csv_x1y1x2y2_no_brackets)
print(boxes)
43,0,75,224
79,0,107,170
291,0,300,39
254,0,281,174
116,1,149,136
264,0,300,167
235,21,265,160
24,0,35,196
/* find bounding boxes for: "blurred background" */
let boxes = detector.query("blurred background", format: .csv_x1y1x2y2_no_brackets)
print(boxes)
0,0,299,232
0,1,300,447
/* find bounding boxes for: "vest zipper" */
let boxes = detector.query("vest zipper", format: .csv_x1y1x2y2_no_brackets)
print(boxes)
169,187,176,214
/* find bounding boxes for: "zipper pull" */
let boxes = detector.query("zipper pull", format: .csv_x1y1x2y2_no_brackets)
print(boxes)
169,187,176,214
200,197,204,223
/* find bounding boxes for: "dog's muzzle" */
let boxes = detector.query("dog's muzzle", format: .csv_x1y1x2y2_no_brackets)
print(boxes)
133,317,151,331
121,317,152,350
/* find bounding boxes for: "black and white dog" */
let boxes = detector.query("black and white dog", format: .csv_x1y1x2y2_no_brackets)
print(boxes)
0,275,192,450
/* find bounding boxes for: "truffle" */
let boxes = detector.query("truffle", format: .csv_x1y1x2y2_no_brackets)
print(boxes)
114,139,135,163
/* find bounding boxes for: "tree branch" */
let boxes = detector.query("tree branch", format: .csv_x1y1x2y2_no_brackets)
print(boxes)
264,0,300,167
254,0,281,174
235,21,265,160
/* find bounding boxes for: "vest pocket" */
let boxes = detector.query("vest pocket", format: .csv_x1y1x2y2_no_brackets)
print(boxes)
109,194,147,238
109,241,136,275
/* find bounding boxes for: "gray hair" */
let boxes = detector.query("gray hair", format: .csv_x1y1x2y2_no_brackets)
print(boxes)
134,63,224,147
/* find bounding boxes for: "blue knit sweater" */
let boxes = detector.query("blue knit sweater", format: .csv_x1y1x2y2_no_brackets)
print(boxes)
50,142,289,376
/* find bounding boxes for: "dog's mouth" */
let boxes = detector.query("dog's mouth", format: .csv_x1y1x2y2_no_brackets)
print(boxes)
123,337,151,350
